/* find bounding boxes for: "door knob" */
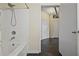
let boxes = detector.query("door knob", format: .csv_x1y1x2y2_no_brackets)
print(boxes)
72,31,76,34
72,31,79,34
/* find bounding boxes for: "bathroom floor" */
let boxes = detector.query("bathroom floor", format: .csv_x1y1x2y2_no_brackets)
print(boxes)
27,38,62,56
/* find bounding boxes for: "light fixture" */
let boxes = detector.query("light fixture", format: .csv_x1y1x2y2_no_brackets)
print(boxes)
46,7,59,18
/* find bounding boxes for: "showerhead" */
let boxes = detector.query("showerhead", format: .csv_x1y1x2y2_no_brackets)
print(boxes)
8,3,15,8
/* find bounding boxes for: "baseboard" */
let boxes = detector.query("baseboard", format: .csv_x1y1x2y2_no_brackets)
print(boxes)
49,37,59,39
27,52,41,56
27,52,62,56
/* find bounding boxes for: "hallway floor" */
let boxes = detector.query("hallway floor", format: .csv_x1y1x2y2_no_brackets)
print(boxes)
27,38,62,56
41,38,61,56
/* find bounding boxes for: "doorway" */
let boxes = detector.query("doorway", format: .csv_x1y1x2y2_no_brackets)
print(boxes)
41,4,60,56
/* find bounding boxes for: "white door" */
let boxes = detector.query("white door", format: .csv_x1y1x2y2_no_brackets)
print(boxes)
77,4,79,56
59,3,77,56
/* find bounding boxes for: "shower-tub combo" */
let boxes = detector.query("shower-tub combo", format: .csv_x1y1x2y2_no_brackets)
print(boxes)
0,3,29,56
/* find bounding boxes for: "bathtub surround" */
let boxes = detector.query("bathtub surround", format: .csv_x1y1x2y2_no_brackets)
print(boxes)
0,9,29,56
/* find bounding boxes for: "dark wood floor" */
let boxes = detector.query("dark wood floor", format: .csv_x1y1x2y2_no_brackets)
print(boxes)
27,38,62,56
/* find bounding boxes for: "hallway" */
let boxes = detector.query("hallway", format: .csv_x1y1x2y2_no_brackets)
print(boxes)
27,38,61,56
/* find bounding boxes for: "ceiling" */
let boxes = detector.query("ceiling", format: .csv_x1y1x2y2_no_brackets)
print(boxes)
41,5,60,15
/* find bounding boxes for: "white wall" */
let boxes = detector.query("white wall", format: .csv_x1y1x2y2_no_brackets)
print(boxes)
41,8,59,39
27,4,41,53
41,11,49,39
49,14,59,38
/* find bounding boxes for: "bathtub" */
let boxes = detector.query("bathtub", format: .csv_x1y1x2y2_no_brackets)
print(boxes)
9,43,27,56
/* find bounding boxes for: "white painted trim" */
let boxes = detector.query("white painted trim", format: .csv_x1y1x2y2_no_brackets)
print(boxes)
9,43,26,56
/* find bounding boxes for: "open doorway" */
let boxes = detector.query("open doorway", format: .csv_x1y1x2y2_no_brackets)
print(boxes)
41,4,61,56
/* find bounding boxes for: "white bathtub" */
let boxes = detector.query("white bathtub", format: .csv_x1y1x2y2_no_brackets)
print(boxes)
9,43,27,56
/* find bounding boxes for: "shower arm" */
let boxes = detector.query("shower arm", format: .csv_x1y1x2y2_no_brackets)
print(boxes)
54,7,58,16
25,3,29,9
8,3,29,9
8,3,15,8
